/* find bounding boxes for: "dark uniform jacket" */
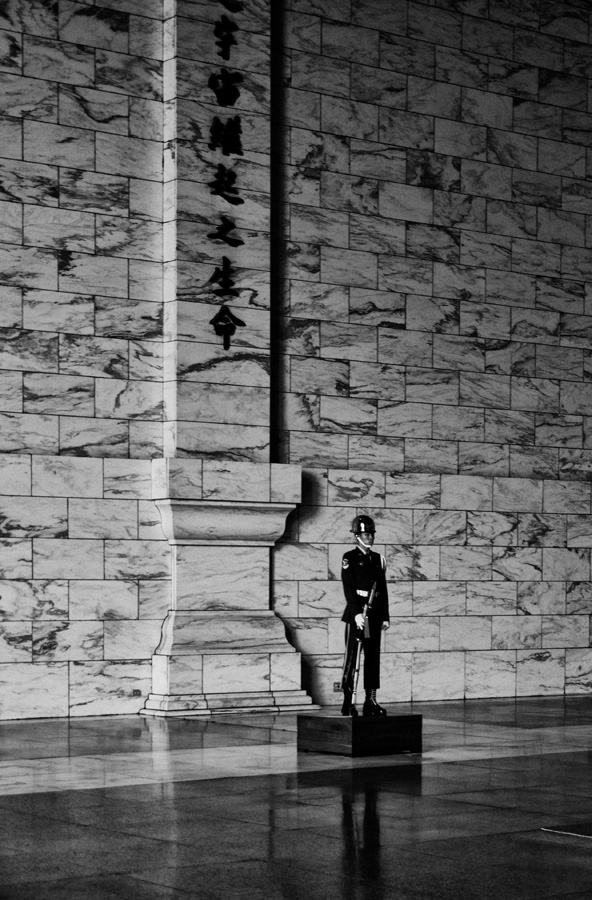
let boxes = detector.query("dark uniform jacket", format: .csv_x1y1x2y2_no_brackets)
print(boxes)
341,546,389,626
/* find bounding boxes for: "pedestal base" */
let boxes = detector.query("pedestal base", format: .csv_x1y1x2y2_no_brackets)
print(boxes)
141,689,319,717
297,714,422,757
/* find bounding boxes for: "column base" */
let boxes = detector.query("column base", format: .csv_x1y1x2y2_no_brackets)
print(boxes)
140,689,319,717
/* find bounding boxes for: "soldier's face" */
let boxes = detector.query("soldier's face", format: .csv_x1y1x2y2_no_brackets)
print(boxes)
357,530,374,548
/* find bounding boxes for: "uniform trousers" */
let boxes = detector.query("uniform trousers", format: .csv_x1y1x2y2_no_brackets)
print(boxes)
342,617,382,692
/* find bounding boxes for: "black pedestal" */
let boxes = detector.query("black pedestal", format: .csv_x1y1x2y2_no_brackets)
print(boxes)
297,713,422,757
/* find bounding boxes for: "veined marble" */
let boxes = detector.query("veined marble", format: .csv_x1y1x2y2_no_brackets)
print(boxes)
0,412,58,454
348,434,405,470
69,579,138,621
0,662,68,719
467,511,517,546
104,539,170,580
432,405,484,442
542,547,590,582
386,544,440,581
326,469,386,507
32,620,103,662
384,617,439,653
0,496,67,538
378,401,431,438
518,581,566,616
23,289,94,335
68,498,138,539
516,649,565,696
24,373,94,416
298,581,343,617
542,614,589,650
0,538,32,578
413,510,466,545
412,651,465,700
0,455,31,496
104,620,162,660
59,418,129,458
440,616,491,651
492,615,542,651
69,661,151,716
0,578,68,619
0,623,31,663
441,545,492,581
566,648,592,694
385,473,440,509
413,581,465,616
465,650,516,698
517,514,566,548
274,542,328,581
33,538,104,580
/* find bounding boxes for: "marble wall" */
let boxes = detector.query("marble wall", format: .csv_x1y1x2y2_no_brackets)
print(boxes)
0,454,169,717
0,0,165,460
274,0,592,702
276,471,592,703
1,0,592,717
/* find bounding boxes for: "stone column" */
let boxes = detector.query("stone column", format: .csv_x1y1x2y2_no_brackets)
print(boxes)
142,4,315,714
141,459,315,716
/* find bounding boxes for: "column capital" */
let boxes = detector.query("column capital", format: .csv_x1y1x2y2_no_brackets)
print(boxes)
155,498,296,545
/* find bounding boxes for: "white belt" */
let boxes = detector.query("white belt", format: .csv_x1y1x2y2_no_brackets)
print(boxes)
356,590,369,597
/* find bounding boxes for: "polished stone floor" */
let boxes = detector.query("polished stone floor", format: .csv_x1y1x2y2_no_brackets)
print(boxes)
2,698,592,899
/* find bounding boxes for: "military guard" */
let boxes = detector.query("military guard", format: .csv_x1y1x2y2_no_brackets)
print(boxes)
340,514,390,717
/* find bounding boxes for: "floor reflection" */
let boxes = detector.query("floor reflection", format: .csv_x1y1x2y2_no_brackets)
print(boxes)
1,699,592,899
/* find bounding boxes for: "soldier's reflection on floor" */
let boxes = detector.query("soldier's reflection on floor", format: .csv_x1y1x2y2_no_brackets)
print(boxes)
339,765,422,900
341,778,382,898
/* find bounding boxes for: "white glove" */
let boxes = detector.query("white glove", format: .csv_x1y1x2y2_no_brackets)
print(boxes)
355,613,365,629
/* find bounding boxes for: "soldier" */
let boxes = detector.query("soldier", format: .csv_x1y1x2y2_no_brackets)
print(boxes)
340,514,390,717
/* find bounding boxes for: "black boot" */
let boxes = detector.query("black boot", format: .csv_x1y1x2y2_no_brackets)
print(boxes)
341,688,358,717
363,691,387,717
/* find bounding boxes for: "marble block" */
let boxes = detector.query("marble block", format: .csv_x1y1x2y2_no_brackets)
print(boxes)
413,581,465,616
152,654,203,695
33,539,103,580
69,580,138,620
0,661,68,720
0,577,68,619
378,652,412,703
465,650,517,699
440,475,492,510
32,456,103,498
201,653,275,694
440,616,491,651
412,651,465,701
492,616,542,650
516,650,565,696
69,660,152,716
32,620,103,662
155,610,294,655
174,544,268,611
565,648,592,694
104,620,163,660
270,651,302,691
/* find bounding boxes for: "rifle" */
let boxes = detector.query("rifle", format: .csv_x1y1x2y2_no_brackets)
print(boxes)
351,580,377,709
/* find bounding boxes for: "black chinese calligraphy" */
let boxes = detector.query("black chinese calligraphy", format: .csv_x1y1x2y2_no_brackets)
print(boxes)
207,215,244,247
208,67,243,106
219,0,245,11
209,115,243,156
208,164,244,205
208,256,240,298
214,15,238,60
210,304,246,350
